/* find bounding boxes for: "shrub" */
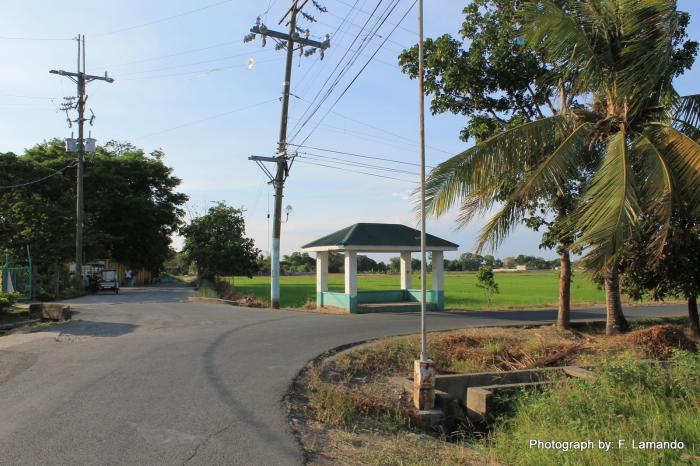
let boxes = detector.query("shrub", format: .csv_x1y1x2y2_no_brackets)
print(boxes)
0,292,20,311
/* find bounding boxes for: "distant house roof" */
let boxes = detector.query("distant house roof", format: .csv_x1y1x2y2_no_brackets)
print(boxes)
302,223,459,252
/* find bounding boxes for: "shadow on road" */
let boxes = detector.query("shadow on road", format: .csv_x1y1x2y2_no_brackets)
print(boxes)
37,320,139,338
202,316,301,461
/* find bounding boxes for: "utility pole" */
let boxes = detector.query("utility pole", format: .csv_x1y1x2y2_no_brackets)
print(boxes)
50,34,114,289
247,1,330,308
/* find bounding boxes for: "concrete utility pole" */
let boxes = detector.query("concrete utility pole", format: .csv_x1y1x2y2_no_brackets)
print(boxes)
247,1,330,308
413,0,436,412
50,34,114,289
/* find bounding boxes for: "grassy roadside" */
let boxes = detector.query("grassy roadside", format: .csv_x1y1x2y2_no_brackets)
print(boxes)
290,320,699,465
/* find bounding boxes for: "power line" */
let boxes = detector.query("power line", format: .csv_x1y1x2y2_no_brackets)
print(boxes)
289,0,397,141
290,144,434,167
292,0,361,95
119,56,284,81
293,0,416,146
297,152,419,174
0,35,73,41
109,40,244,68
0,161,77,190
95,0,234,37
295,158,416,182
335,0,416,35
290,93,454,155
115,49,273,78
133,98,279,140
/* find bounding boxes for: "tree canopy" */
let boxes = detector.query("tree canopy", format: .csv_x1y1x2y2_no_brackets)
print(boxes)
181,203,260,280
0,139,187,273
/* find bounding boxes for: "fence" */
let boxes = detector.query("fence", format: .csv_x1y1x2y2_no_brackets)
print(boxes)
1,265,32,300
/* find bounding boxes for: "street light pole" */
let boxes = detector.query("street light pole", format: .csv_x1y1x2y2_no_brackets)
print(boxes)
413,0,436,412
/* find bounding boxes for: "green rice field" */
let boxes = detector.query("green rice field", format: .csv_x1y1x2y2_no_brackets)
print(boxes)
226,271,608,310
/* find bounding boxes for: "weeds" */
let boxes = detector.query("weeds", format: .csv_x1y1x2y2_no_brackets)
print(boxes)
489,351,700,465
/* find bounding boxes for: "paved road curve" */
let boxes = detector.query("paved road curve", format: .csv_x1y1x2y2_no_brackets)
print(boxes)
0,286,685,465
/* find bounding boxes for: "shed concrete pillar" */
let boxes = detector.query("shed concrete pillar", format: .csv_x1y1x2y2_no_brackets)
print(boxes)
400,251,412,289
431,251,445,310
316,251,328,292
431,251,444,291
344,250,357,297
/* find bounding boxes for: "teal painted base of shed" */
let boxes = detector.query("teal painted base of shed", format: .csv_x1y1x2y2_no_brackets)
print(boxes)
317,290,444,314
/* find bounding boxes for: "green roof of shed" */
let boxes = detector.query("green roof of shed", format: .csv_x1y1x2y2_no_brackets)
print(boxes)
301,223,459,250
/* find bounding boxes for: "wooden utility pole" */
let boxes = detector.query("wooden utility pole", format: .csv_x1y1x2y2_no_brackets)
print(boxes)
248,1,330,308
50,34,114,289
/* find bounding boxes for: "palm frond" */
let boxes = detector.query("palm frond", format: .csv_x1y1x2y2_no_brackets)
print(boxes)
633,133,674,256
521,0,608,94
513,123,593,202
652,125,700,217
424,115,569,217
618,0,677,118
674,94,700,130
573,126,640,262
475,199,528,254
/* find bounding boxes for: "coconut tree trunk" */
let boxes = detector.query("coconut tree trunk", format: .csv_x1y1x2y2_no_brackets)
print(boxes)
604,262,628,335
557,249,572,329
688,295,700,339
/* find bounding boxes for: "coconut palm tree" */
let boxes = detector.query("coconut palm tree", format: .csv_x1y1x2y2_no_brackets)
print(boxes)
424,0,700,335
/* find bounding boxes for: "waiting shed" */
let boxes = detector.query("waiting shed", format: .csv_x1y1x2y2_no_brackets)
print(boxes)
302,223,458,313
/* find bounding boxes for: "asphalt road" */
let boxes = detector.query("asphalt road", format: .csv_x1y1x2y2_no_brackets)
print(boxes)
0,285,686,465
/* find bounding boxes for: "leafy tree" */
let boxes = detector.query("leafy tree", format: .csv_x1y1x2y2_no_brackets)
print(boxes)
400,0,588,329
476,265,500,306
388,257,401,274
621,209,700,338
0,140,187,289
282,252,315,273
181,203,260,280
415,0,699,335
328,252,344,273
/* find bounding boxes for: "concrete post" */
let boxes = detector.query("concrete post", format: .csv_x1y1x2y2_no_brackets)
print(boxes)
316,251,328,292
413,359,436,410
400,251,412,289
431,251,444,292
344,250,357,297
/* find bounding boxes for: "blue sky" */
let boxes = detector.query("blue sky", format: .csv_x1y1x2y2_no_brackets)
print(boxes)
2,0,699,261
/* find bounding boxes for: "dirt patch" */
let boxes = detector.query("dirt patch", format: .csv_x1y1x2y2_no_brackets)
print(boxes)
625,324,698,358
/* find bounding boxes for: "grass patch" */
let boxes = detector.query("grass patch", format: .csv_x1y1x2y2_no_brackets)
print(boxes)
326,430,486,465
292,321,699,465
489,351,700,465
195,279,219,299
226,271,608,310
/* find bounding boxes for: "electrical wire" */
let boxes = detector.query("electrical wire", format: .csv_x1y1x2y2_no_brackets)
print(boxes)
334,0,416,35
292,0,362,95
297,152,419,175
95,0,234,37
295,159,416,183
114,49,273,78
0,35,73,41
293,0,416,147
109,40,244,68
290,93,454,155
119,56,284,81
289,0,397,141
291,144,434,168
133,99,279,139
0,161,77,190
